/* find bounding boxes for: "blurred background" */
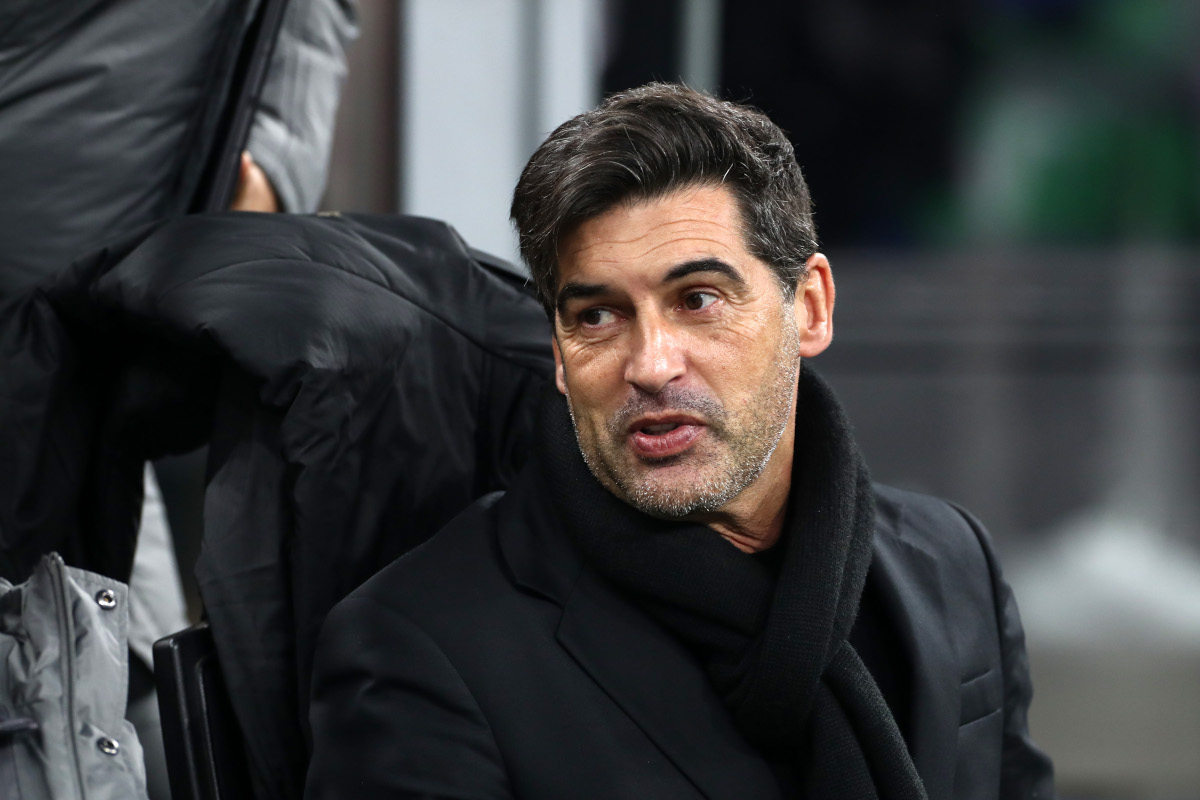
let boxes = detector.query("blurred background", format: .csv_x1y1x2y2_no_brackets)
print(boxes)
157,0,1200,796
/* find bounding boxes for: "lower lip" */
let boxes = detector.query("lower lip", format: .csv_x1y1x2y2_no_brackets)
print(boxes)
629,424,704,459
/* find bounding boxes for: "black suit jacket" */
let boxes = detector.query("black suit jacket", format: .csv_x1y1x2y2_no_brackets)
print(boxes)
306,464,1054,799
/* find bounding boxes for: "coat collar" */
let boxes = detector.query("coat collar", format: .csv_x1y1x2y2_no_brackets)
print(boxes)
871,492,961,800
497,465,961,800
497,464,781,799
495,463,583,605
556,567,784,800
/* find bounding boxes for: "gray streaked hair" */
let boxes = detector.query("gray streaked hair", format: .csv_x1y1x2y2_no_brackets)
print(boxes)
510,82,819,318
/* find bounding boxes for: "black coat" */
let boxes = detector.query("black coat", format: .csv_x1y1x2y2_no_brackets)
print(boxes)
0,212,555,800
307,459,1055,800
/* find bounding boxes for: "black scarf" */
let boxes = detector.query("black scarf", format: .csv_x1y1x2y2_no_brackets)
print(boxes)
538,366,927,800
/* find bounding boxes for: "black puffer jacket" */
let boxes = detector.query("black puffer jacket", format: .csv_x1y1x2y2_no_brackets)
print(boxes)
0,212,554,800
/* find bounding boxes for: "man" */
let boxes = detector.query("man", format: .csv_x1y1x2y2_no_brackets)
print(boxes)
306,83,1054,799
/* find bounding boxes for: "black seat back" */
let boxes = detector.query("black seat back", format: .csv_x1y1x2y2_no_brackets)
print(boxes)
154,623,253,800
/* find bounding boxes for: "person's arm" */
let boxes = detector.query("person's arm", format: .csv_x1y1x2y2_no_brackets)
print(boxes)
956,506,1057,799
247,0,358,213
306,595,513,799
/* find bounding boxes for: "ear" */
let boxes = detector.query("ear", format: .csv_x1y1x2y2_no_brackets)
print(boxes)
792,253,834,358
551,334,568,394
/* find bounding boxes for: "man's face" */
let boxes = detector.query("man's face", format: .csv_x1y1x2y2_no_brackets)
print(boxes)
552,184,833,523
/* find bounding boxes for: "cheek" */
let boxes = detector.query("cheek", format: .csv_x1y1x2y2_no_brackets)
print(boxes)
689,315,787,394
559,341,628,408
700,313,777,360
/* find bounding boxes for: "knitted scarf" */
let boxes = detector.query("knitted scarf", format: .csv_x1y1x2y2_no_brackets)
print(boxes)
538,366,927,800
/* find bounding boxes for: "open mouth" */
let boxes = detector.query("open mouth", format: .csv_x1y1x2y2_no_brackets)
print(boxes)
628,420,704,458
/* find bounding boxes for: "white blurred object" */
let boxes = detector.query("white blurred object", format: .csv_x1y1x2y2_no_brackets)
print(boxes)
1010,510,1200,650
1011,509,1200,795
401,0,603,266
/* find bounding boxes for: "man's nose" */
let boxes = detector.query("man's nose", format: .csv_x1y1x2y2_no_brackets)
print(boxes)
624,316,686,393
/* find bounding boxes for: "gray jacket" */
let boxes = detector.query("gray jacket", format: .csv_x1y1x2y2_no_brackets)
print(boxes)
248,0,357,214
0,554,148,800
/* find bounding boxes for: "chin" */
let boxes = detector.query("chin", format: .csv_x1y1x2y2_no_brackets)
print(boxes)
620,470,734,519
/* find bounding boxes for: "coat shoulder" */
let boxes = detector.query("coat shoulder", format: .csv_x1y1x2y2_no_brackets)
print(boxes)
872,483,995,583
339,491,515,623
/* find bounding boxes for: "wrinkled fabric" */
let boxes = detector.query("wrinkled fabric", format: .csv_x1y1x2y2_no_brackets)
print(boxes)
0,0,258,298
0,553,148,800
0,212,554,800
248,0,358,213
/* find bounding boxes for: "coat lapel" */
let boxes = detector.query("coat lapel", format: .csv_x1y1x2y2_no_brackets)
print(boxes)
871,517,961,800
498,462,962,800
556,568,782,800
496,466,780,800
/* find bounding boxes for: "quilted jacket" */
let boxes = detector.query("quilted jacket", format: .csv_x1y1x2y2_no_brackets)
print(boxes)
0,553,148,800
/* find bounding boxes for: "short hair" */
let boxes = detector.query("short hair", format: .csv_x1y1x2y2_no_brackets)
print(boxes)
510,82,819,318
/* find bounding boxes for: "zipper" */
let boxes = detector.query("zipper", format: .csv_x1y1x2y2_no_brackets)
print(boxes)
46,553,88,800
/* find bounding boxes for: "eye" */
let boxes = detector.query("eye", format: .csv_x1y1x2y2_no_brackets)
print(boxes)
682,291,717,311
580,307,618,327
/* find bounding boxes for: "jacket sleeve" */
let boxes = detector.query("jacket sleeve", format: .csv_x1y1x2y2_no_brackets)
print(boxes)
306,595,513,799
247,0,358,213
955,506,1057,800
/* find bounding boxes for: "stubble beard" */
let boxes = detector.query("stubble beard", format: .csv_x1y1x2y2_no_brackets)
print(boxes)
565,312,802,519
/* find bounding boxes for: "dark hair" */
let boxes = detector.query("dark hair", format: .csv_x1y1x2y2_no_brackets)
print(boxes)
511,82,819,318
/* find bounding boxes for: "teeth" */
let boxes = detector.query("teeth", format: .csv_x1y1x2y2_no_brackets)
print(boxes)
642,423,679,435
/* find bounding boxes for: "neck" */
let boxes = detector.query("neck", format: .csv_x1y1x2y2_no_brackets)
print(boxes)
690,421,796,554
703,503,788,553
690,372,800,553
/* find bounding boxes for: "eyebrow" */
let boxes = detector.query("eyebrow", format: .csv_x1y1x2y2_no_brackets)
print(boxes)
662,258,747,287
555,258,747,316
556,281,608,316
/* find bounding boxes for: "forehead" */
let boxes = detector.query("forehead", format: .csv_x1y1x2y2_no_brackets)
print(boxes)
557,184,760,283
